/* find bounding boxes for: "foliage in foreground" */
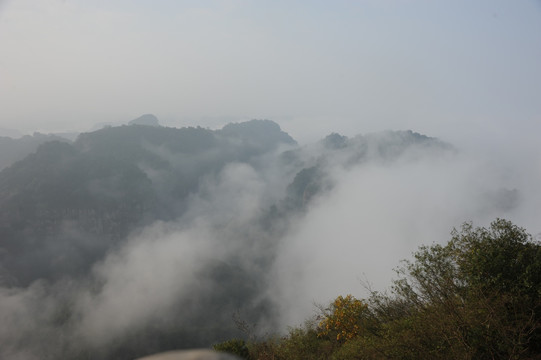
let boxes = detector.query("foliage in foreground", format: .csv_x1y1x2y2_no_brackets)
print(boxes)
216,219,541,359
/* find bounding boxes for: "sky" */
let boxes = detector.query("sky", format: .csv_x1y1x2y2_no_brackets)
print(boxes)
1,0,540,145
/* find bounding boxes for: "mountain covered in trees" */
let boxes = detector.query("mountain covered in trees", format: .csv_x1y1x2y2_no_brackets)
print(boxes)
0,120,448,287
0,132,72,172
0,119,527,360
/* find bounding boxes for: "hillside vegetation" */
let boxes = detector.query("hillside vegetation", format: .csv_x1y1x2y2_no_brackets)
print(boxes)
218,219,541,359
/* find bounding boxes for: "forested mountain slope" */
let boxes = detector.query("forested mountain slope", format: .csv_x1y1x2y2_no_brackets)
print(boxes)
0,132,71,171
0,120,477,360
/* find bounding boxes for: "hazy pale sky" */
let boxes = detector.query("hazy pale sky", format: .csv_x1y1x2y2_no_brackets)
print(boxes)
1,0,540,144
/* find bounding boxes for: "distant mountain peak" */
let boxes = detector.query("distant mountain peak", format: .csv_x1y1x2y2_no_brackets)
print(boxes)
219,119,297,148
129,114,160,127
322,133,348,149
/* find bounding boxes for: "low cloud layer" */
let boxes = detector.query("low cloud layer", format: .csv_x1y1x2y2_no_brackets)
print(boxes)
269,149,537,327
0,124,539,359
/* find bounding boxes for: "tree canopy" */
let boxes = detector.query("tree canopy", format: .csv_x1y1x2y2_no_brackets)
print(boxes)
232,219,541,360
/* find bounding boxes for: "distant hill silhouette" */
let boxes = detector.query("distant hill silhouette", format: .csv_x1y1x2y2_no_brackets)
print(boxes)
0,132,71,171
129,113,160,126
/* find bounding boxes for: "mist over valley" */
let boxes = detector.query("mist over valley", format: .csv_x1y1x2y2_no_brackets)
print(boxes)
0,117,537,359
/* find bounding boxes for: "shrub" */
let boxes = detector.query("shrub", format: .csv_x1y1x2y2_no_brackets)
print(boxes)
232,219,541,359
213,338,250,359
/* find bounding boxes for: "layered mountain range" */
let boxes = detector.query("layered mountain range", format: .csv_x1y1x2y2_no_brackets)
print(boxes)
0,118,490,359
0,120,451,287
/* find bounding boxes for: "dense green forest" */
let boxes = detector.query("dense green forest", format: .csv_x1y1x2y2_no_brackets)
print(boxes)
215,219,541,359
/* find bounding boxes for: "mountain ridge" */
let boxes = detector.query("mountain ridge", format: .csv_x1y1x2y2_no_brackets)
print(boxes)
0,119,458,359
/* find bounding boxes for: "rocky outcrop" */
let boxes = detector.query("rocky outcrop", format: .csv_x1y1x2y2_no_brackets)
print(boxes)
136,349,240,360
129,114,160,126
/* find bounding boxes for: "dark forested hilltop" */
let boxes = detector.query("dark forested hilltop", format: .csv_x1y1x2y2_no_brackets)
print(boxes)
0,132,72,171
0,120,297,286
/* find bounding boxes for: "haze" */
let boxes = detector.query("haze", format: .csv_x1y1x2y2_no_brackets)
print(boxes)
1,0,540,145
1,1,541,359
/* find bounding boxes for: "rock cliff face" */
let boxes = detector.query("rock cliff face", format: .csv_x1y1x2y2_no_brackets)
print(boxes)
129,113,161,126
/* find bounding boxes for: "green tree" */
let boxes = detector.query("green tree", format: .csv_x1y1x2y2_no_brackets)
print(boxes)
241,219,541,359
390,219,541,359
